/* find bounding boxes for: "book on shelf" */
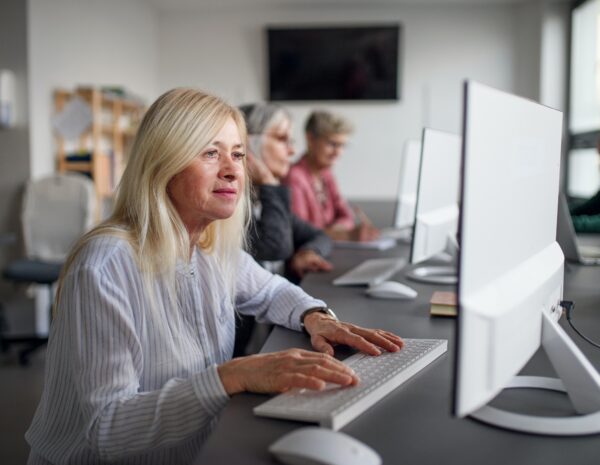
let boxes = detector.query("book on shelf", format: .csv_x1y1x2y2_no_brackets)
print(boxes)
429,291,457,317
65,151,92,162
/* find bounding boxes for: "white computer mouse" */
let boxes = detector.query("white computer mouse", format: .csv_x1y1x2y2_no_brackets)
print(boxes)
269,426,381,465
366,281,418,300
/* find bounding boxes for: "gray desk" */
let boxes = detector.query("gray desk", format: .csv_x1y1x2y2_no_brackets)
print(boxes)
196,231,600,465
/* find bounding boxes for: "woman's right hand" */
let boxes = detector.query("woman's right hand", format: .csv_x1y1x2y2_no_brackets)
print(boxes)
352,222,380,242
217,349,358,395
247,152,278,186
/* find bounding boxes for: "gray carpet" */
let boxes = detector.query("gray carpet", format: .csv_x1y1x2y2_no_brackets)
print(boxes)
0,347,45,465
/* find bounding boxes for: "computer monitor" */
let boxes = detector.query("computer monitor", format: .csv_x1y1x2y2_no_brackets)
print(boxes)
454,80,600,435
407,128,461,284
393,139,422,230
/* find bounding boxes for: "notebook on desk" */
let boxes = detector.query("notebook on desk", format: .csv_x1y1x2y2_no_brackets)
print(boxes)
557,193,600,266
379,226,412,241
334,236,396,251
333,257,407,286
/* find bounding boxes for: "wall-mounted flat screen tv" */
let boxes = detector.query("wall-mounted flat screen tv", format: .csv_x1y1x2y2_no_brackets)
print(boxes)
267,24,400,101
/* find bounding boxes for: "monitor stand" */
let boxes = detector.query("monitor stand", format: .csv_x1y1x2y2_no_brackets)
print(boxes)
406,234,458,284
470,311,600,435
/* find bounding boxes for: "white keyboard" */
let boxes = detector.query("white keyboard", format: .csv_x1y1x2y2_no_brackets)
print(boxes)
332,257,407,286
253,338,447,430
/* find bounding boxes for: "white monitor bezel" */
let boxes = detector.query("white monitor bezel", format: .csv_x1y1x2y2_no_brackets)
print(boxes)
453,80,600,436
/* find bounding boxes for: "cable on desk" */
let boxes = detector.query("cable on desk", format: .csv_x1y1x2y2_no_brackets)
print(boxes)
561,300,600,350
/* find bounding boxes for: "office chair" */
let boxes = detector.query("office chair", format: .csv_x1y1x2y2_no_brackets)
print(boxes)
1,173,96,365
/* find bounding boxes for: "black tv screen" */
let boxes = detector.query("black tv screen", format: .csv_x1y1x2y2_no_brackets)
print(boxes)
267,25,400,101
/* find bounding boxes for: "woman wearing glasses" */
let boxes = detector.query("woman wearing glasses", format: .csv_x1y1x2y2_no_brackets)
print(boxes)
285,110,379,242
25,89,403,464
240,103,333,283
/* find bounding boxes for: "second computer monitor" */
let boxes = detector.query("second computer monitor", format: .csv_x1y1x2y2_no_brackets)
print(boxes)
410,128,461,265
392,139,422,230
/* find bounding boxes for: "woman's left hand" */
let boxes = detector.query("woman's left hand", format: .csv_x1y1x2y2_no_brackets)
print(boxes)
289,249,333,278
247,153,278,185
303,312,404,357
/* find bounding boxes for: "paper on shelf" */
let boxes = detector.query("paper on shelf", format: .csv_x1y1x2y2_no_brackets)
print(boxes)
52,96,93,140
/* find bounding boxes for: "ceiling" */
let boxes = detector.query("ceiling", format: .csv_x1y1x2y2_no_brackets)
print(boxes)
144,0,539,12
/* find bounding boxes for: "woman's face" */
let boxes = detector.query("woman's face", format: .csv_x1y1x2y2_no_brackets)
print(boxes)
168,117,246,234
261,118,295,180
306,132,348,171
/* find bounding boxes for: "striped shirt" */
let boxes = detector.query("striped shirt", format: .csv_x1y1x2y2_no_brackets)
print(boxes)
25,235,325,464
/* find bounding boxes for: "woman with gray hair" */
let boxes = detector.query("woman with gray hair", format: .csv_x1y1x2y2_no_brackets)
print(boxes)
240,103,333,282
25,88,404,464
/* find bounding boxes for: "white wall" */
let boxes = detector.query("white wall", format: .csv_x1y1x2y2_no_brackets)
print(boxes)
158,3,537,200
24,1,564,200
27,0,160,179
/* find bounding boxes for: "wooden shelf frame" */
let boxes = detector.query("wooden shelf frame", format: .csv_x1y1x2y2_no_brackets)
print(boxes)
54,87,145,203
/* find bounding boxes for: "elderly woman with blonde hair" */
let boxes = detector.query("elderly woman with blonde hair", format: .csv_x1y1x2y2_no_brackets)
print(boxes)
25,88,403,464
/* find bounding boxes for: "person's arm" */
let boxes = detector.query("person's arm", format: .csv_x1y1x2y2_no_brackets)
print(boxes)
248,185,295,261
217,311,405,395
234,252,402,350
571,214,600,233
291,213,332,258
286,214,333,280
62,265,228,461
571,189,600,216
217,252,403,395
235,250,326,328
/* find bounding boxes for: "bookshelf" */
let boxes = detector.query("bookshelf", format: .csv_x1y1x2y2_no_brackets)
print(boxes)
54,87,145,209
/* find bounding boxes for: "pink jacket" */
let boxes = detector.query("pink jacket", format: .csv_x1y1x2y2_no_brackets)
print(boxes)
284,156,355,230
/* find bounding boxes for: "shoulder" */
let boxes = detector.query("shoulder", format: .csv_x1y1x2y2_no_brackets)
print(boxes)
257,184,288,200
286,161,311,187
286,164,302,179
590,189,600,204
68,234,137,278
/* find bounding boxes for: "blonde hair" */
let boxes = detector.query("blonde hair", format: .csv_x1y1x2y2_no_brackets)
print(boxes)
56,88,250,311
304,110,353,138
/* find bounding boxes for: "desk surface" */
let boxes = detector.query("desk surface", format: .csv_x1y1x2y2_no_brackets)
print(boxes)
196,212,600,465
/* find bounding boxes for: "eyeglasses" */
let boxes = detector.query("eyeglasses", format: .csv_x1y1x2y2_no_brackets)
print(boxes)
267,133,295,147
324,139,346,150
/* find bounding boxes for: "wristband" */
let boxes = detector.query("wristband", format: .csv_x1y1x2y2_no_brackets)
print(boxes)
300,307,338,334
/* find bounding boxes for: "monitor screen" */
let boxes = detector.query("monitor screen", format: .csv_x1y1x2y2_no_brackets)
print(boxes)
410,128,461,265
393,139,422,230
452,81,599,435
267,25,400,101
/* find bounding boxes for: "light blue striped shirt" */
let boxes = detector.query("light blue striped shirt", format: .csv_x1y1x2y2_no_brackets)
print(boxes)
25,234,325,464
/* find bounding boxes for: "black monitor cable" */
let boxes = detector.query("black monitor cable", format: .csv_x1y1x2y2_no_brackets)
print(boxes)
561,300,600,350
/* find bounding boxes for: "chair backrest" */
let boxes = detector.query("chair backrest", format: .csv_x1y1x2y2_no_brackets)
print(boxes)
21,173,96,262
